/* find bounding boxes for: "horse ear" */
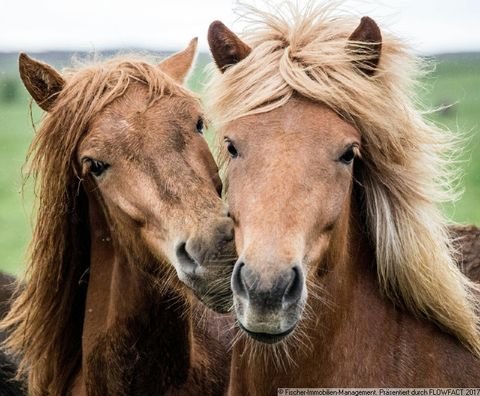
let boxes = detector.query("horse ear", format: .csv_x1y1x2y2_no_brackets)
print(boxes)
347,17,382,76
159,37,198,84
208,20,251,72
19,53,65,111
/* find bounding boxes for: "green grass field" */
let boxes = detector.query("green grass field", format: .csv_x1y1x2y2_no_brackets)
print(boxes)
0,52,479,275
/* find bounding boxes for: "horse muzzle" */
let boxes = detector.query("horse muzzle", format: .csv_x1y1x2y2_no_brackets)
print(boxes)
231,260,306,343
175,217,236,313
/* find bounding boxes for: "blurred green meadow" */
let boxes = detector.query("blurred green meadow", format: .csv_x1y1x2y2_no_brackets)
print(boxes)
0,51,479,276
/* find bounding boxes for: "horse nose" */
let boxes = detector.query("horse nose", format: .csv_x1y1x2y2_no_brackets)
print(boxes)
232,261,304,308
176,217,234,275
176,241,200,275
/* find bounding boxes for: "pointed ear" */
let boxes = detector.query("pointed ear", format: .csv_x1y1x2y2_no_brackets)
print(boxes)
19,53,65,111
208,21,251,72
159,37,198,83
347,17,382,76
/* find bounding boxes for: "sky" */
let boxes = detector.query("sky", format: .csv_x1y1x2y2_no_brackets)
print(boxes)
0,0,479,54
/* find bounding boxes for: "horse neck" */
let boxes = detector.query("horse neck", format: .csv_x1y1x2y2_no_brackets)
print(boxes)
77,191,196,395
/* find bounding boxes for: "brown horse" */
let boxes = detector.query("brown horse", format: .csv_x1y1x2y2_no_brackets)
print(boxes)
206,2,480,391
2,39,235,395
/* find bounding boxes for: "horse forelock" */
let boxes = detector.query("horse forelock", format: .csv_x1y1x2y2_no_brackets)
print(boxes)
206,1,480,356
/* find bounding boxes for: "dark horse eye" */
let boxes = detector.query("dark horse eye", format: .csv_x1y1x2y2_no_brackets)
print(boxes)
225,138,238,158
84,158,109,177
196,118,204,134
339,147,356,165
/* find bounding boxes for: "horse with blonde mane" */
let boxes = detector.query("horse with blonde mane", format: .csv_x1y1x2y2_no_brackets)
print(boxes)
2,39,235,395
206,2,480,391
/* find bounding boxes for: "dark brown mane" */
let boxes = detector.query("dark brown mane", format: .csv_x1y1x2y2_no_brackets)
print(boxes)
0,58,189,395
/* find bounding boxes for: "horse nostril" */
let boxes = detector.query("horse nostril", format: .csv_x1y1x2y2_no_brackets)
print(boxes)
231,261,247,299
283,265,304,305
176,242,199,275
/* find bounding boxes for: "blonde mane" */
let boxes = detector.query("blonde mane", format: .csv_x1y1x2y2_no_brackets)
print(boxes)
206,2,480,355
1,57,190,395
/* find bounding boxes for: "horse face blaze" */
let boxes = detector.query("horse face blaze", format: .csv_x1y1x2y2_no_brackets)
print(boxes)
225,97,360,341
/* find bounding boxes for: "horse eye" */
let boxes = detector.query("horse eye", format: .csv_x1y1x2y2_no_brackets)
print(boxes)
84,158,109,177
196,118,204,134
339,147,356,165
225,139,238,158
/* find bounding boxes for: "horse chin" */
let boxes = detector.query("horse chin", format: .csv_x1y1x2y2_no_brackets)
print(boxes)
238,321,296,344
192,287,233,314
180,275,233,313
